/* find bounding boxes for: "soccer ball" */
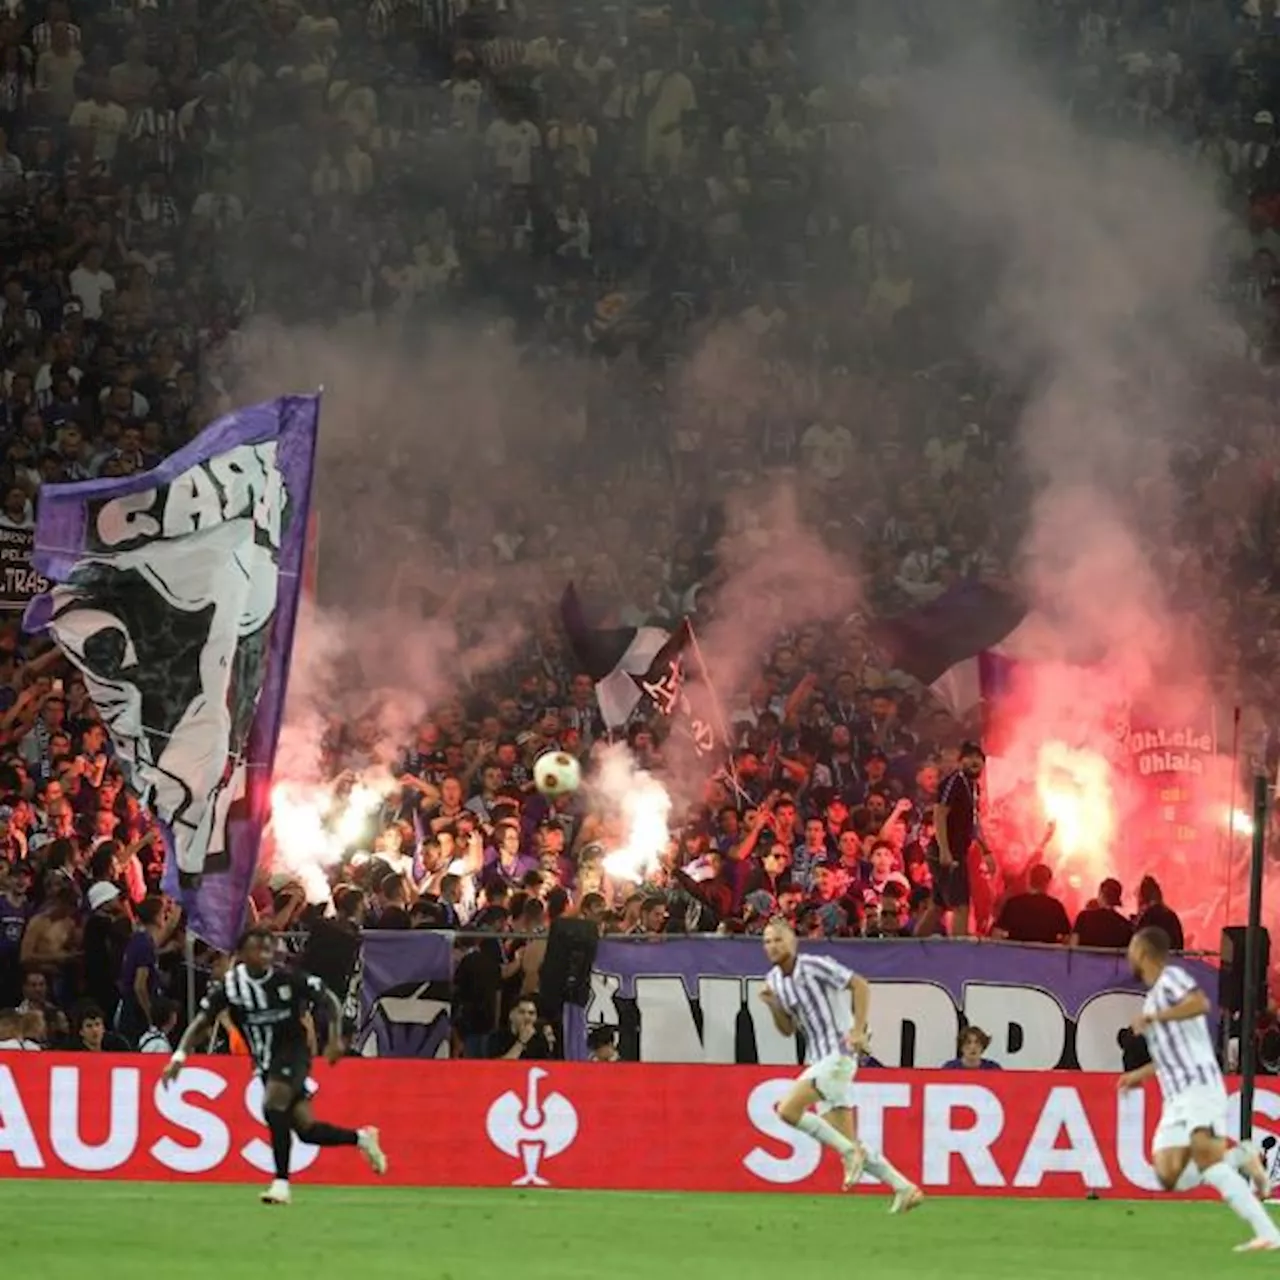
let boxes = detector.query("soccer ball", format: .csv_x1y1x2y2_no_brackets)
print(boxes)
534,750,581,798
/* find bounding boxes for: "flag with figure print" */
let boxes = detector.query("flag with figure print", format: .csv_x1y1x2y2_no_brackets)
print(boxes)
23,394,320,951
559,585,719,758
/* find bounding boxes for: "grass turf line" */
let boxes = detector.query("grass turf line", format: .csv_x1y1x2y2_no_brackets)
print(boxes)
5,1183,1274,1279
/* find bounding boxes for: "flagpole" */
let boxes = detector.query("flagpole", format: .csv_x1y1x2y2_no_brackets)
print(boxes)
685,619,742,802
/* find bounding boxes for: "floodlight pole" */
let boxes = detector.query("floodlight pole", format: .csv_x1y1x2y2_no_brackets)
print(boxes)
1239,773,1268,1141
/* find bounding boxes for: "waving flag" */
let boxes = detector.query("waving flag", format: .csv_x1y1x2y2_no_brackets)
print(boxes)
559,584,722,761
559,583,671,728
24,395,320,951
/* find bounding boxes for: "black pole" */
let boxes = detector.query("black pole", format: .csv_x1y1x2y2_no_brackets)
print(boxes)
1239,773,1269,1142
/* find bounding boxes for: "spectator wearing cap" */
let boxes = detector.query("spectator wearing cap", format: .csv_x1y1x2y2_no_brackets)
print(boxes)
82,876,130,1022
1070,878,1135,950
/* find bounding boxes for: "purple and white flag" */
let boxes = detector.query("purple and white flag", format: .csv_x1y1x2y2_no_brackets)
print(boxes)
24,395,320,951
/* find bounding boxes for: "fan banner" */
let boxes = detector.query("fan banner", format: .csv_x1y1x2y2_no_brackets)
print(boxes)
0,1055,1274,1199
23,395,320,951
355,933,1217,1068
0,526,50,610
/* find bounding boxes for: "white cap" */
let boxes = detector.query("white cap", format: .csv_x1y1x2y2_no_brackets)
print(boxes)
88,881,121,911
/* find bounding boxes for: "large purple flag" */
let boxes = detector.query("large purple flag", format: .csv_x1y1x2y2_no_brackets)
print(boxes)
24,395,320,951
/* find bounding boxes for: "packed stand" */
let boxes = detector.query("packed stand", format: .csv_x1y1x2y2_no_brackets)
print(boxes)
0,0,1278,1051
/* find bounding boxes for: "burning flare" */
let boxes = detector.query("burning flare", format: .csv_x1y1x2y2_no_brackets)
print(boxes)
593,745,672,884
1034,740,1116,882
268,775,393,901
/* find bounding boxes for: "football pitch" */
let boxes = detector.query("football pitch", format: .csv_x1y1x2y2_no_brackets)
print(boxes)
9,1182,1277,1278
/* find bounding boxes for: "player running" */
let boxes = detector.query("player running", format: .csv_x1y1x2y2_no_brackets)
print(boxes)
759,917,922,1212
1119,926,1276,1253
161,924,387,1204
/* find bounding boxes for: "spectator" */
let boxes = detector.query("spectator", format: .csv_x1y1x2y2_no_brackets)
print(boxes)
1071,879,1135,950
81,878,130,1021
943,1026,1003,1071
487,995,553,1061
137,996,179,1054
0,1006,39,1050
587,1025,618,1062
114,895,172,1046
992,864,1071,946
65,1000,129,1052
1135,876,1186,952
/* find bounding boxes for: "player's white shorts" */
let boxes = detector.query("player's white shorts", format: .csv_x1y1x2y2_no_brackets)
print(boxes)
800,1052,858,1114
1152,1083,1230,1154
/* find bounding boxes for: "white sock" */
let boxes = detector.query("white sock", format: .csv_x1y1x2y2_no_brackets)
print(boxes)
1175,1161,1202,1192
795,1112,856,1157
1226,1145,1250,1173
863,1147,913,1193
1202,1161,1280,1240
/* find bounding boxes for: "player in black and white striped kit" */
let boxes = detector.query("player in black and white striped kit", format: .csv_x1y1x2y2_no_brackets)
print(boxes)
162,925,387,1204
1121,926,1278,1253
759,918,922,1212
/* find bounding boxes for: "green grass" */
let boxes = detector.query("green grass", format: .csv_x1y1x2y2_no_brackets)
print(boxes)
4,1183,1276,1279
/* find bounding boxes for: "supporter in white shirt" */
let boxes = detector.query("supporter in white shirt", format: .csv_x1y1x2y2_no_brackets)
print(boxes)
137,997,178,1053
67,247,115,320
0,1008,39,1049
486,108,541,185
35,24,83,121
0,485,34,529
68,80,128,165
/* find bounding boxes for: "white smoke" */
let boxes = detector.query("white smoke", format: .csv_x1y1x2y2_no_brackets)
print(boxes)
591,743,673,884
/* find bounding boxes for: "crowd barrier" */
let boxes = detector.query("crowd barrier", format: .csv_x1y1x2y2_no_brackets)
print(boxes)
358,932,1219,1066
1,1055,1275,1198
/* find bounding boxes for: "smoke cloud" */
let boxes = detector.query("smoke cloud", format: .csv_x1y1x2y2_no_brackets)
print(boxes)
874,31,1240,922
590,743,672,884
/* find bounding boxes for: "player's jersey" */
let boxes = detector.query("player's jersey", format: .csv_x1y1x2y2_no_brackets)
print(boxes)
1142,963,1223,1100
765,953,854,1064
199,963,328,1073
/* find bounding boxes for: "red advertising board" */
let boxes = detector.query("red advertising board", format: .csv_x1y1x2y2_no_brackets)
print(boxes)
0,1055,1275,1197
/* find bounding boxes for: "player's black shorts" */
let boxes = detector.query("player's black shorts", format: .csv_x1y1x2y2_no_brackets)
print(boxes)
260,1042,314,1103
927,847,970,909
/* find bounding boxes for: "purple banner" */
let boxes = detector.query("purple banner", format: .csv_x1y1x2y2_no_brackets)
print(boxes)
357,930,455,1058
24,395,320,952
355,931,1217,1069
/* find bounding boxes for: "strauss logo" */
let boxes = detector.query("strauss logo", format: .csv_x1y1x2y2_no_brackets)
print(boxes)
485,1067,579,1187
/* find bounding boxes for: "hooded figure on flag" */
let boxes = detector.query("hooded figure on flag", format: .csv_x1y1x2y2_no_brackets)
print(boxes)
22,395,319,951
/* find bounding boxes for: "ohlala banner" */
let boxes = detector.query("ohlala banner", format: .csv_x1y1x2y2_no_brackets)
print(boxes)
1,1055,1276,1198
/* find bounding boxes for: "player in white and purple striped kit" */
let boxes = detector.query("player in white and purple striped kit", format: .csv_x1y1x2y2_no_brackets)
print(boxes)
1120,926,1278,1253
759,917,923,1212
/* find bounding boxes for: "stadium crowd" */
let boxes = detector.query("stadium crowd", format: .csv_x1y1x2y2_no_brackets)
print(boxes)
0,0,1278,1051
